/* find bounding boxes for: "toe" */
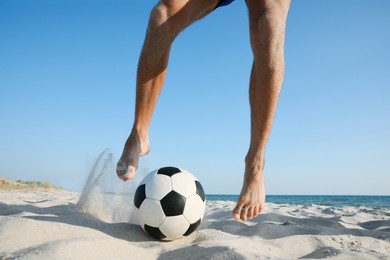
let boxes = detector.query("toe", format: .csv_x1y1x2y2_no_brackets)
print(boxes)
258,204,264,214
247,207,255,219
116,163,136,181
121,167,136,181
232,204,243,220
116,150,139,181
253,205,260,217
240,207,248,221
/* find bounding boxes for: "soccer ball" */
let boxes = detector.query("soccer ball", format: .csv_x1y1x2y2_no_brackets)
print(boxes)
134,166,206,241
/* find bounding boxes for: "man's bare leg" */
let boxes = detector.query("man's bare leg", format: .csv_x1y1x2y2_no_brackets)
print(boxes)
116,0,221,180
233,0,290,221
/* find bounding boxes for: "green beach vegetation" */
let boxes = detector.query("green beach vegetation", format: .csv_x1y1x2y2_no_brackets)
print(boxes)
0,177,61,191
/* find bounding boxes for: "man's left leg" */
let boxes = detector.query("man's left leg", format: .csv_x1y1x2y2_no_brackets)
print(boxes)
233,0,290,221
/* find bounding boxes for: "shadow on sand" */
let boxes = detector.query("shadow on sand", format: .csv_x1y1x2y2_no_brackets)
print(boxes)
0,201,151,242
204,209,390,241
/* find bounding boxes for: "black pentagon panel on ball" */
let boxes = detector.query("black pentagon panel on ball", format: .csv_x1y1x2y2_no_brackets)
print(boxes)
144,224,166,240
161,191,186,216
183,219,201,236
157,166,181,177
195,181,206,202
134,184,146,209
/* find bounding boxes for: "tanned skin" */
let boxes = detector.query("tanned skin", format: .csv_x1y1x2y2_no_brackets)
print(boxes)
117,0,290,221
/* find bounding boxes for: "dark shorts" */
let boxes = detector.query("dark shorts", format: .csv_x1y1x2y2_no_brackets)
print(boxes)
216,0,236,8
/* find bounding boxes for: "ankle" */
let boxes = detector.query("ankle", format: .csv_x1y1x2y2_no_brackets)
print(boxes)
245,152,265,178
245,150,265,166
131,127,148,142
128,127,150,156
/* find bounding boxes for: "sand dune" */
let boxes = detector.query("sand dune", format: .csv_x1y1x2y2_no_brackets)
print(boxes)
1,189,389,259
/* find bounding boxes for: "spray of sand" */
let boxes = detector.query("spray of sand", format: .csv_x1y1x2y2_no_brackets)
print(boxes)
77,149,148,224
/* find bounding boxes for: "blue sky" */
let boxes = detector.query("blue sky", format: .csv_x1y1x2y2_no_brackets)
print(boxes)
1,0,389,195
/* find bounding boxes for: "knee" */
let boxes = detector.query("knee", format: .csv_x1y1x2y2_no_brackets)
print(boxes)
148,1,185,40
248,0,290,53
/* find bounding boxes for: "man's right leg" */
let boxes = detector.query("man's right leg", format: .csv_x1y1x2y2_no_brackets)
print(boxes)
117,0,221,180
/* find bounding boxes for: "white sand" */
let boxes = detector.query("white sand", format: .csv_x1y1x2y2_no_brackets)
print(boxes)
1,189,389,259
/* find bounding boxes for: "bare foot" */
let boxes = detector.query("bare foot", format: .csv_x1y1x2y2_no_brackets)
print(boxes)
116,130,150,181
233,157,266,221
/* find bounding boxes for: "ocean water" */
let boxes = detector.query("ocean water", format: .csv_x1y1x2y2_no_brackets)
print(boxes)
205,195,390,208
